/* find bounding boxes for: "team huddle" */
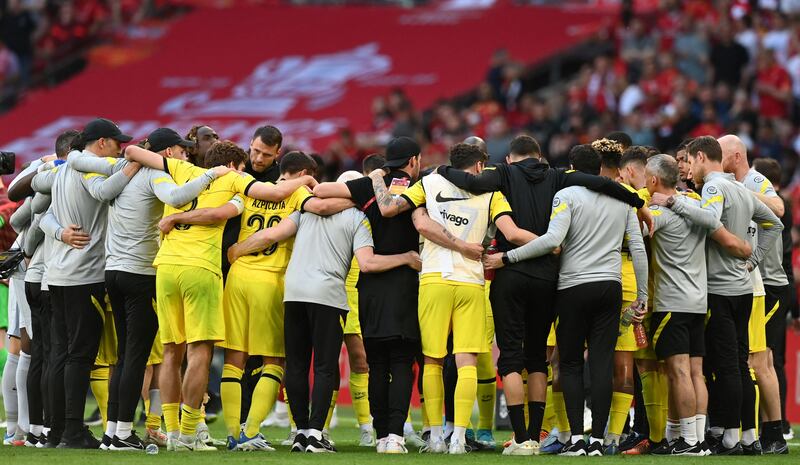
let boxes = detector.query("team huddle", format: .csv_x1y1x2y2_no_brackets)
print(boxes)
0,116,794,457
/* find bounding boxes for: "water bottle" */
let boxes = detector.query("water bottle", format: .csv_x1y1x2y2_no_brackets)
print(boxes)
620,303,636,328
634,322,649,349
484,239,498,281
146,443,159,455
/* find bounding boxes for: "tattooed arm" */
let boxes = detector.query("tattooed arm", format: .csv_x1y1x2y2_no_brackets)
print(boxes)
411,207,483,261
369,169,415,218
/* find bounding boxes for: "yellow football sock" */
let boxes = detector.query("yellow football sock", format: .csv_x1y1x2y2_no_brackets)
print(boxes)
90,366,110,431
609,392,634,436
324,390,338,430
406,410,412,425
640,370,663,443
349,372,371,426
283,387,296,429
542,384,555,432
143,397,161,430
751,367,760,436
522,370,529,425
476,354,496,430
221,364,244,437
163,403,180,434
144,398,151,418
552,391,569,432
420,398,429,428
454,366,477,428
180,405,202,437
244,364,284,438
423,364,444,427
658,371,669,434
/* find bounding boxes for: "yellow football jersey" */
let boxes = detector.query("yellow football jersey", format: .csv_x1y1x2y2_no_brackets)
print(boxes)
620,184,649,302
234,185,312,272
153,158,255,275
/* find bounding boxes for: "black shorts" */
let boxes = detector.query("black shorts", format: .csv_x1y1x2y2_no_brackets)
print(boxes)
651,312,706,360
764,284,790,350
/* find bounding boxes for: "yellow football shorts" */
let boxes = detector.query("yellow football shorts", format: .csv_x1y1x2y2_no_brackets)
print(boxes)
156,264,224,345
749,295,767,354
344,286,361,336
547,321,557,347
94,295,118,366
419,280,488,358
219,263,285,357
615,300,638,352
485,281,494,346
147,328,164,366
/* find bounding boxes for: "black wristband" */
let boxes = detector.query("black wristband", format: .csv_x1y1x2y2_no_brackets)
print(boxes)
501,253,511,265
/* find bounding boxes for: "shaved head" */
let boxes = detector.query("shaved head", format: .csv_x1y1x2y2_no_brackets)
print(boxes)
463,136,488,154
717,134,748,175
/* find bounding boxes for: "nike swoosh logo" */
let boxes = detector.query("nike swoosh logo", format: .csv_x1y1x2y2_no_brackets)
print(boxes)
435,192,469,203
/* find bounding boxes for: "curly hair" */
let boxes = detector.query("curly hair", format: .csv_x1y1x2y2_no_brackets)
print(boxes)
591,138,624,169
204,140,247,168
185,125,203,164
449,143,487,169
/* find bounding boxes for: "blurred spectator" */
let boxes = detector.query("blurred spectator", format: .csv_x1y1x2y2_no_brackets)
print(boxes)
757,48,792,120
0,0,39,87
762,12,791,65
620,18,656,81
485,115,514,164
486,48,509,101
0,40,20,109
673,16,709,85
710,21,749,87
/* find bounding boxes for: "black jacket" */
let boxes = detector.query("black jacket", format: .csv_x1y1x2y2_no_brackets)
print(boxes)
437,158,644,282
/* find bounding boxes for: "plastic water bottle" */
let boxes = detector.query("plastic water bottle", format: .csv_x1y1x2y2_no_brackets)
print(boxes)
633,322,649,349
484,239,498,281
146,444,159,455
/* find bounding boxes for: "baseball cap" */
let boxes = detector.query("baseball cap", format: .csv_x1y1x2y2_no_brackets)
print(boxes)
147,128,196,153
383,136,421,169
81,118,133,143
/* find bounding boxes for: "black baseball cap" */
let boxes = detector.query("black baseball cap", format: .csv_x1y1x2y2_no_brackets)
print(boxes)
147,128,195,153
81,118,133,143
383,136,421,169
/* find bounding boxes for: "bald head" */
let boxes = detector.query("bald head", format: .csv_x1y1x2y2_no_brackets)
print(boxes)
463,136,487,154
717,134,749,175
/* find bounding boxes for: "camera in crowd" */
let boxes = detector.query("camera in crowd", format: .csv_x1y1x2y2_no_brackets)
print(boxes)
0,151,16,175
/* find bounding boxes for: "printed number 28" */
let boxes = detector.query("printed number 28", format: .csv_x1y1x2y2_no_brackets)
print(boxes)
247,214,282,256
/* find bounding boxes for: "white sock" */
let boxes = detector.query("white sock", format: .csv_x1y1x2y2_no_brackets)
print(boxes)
453,426,466,443
589,436,602,445
148,389,162,415
360,423,373,433
116,421,133,440
179,433,194,443
388,433,404,443
16,352,30,434
308,429,322,440
105,421,117,438
722,428,739,448
2,353,19,435
275,400,287,414
741,428,757,446
430,425,443,441
571,434,584,444
167,430,179,440
667,420,680,442
680,417,697,445
403,422,414,435
710,426,724,437
558,431,571,443
604,433,620,446
43,427,50,436
31,424,43,437
443,421,454,439
695,414,706,440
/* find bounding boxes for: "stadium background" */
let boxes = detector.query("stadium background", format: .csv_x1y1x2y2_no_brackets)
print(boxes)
0,0,799,425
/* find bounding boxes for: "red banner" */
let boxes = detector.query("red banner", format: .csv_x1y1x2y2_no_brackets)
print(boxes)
788,329,800,423
0,3,609,164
